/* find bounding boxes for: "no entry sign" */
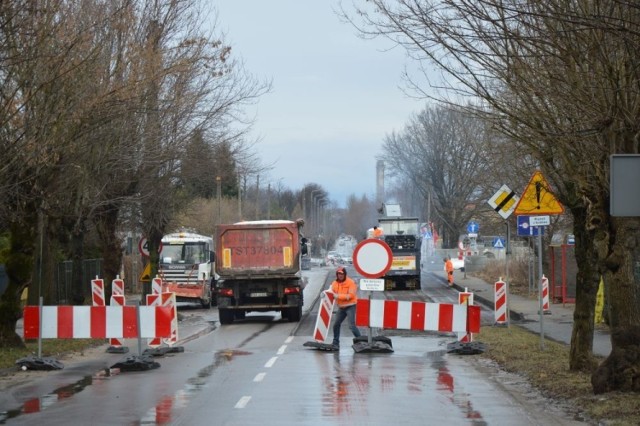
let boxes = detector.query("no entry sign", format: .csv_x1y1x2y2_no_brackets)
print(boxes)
353,238,393,279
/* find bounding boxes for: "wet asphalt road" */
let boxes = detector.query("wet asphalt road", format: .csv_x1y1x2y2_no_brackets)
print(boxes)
1,266,584,425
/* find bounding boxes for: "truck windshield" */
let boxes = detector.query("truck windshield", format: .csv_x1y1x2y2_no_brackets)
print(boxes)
160,242,208,264
380,220,419,236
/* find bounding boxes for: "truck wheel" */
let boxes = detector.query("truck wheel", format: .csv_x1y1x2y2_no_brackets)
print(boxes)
287,306,302,322
219,309,234,325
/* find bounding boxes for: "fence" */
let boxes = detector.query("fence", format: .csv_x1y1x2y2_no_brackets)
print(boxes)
55,258,103,304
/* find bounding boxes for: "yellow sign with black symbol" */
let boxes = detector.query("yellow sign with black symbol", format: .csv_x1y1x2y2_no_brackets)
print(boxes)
139,263,151,282
514,171,564,215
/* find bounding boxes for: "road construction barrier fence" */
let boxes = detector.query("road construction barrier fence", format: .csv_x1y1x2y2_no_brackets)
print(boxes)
457,289,474,342
541,275,551,313
355,299,480,333
494,279,507,325
313,290,335,342
23,305,172,339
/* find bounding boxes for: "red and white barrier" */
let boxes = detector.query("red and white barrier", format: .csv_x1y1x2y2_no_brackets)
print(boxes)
146,293,163,348
457,289,474,342
22,305,172,339
541,275,550,313
494,279,507,325
91,278,105,307
161,292,178,346
109,294,127,348
112,276,125,296
313,290,335,342
355,299,480,333
152,277,163,295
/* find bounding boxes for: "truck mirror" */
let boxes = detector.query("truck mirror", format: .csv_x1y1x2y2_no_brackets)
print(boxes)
210,251,215,262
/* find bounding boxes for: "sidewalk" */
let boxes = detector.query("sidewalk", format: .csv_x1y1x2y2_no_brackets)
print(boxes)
450,273,612,358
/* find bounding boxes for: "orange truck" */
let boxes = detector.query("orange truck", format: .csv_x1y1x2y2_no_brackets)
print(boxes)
214,219,307,325
159,231,215,308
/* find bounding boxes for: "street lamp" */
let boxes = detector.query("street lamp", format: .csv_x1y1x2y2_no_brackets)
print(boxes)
216,176,222,225
310,189,322,232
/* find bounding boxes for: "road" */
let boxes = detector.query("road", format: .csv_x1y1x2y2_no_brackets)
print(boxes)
1,266,585,425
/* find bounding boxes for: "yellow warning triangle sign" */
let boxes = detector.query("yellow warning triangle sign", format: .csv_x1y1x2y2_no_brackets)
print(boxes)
514,171,565,215
139,263,151,282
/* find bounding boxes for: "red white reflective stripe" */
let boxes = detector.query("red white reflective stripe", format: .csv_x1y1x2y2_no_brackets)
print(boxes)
494,280,507,324
110,294,126,347
92,278,105,307
541,275,550,312
23,306,172,339
355,300,480,333
112,278,125,296
313,290,335,342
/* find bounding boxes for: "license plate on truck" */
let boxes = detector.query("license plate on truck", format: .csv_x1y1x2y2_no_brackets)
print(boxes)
250,292,268,297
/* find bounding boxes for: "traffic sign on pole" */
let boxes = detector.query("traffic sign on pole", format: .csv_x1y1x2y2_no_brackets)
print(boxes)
352,239,393,279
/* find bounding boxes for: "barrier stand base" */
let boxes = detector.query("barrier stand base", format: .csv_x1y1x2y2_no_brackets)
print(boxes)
143,346,185,357
303,341,339,351
16,356,64,371
353,335,393,347
107,346,129,354
110,354,160,371
446,341,486,355
352,340,394,353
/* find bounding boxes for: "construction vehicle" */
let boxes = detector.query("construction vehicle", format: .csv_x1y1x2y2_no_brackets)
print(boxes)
214,219,307,325
159,231,215,308
377,204,422,290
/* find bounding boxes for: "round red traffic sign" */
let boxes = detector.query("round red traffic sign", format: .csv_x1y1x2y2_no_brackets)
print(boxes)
138,237,162,257
352,238,393,278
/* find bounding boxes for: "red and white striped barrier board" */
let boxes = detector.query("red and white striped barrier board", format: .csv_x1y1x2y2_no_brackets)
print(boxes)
22,306,172,339
355,299,480,333
146,293,162,347
152,277,163,295
457,289,474,342
112,277,125,296
313,290,335,342
494,279,507,325
161,292,178,346
92,278,105,307
541,275,550,313
109,294,126,347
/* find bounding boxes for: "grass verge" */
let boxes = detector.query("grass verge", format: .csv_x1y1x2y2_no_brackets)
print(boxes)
477,325,640,426
0,339,105,371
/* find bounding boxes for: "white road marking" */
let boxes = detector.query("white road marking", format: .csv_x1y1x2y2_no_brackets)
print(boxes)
253,372,266,382
277,345,287,355
235,396,251,409
285,336,294,343
265,356,277,368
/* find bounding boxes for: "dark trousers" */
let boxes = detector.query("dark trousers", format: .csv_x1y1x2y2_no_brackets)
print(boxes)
332,305,361,346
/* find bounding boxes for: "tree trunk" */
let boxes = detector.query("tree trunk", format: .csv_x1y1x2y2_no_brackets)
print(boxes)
95,203,123,302
569,206,599,371
71,220,86,305
0,219,37,348
592,216,640,393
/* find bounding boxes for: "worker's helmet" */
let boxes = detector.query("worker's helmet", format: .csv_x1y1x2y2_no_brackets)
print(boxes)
336,266,347,278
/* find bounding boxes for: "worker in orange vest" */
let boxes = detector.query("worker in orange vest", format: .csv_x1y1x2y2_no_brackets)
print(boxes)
373,226,383,238
444,257,454,286
330,266,361,349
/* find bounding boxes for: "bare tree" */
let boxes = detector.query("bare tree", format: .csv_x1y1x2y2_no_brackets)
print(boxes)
346,0,640,391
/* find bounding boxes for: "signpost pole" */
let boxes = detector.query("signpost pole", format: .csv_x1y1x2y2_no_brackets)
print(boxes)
537,232,545,350
505,220,511,328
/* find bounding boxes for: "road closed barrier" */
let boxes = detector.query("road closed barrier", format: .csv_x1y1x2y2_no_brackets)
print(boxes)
355,299,480,334
23,305,173,339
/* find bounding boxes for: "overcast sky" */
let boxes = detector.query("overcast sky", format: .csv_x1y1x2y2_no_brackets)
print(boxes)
212,1,425,207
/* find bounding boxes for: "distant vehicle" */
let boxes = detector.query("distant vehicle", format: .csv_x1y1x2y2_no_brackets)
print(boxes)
342,255,353,264
326,251,339,264
378,209,422,290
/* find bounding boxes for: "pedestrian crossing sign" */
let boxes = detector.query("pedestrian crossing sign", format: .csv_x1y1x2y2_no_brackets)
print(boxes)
514,171,564,215
493,238,505,249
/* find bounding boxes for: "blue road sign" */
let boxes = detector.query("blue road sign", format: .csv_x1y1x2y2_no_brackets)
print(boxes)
493,237,505,249
517,216,544,237
467,221,479,234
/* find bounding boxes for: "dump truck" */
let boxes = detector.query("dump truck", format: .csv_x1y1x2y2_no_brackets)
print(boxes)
377,204,422,290
214,219,308,325
159,231,215,307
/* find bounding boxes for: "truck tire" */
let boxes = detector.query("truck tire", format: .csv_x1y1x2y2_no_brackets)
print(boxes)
219,308,234,325
287,306,302,322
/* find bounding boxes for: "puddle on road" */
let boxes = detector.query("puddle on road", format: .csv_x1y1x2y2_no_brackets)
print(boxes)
0,375,95,424
137,348,252,425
